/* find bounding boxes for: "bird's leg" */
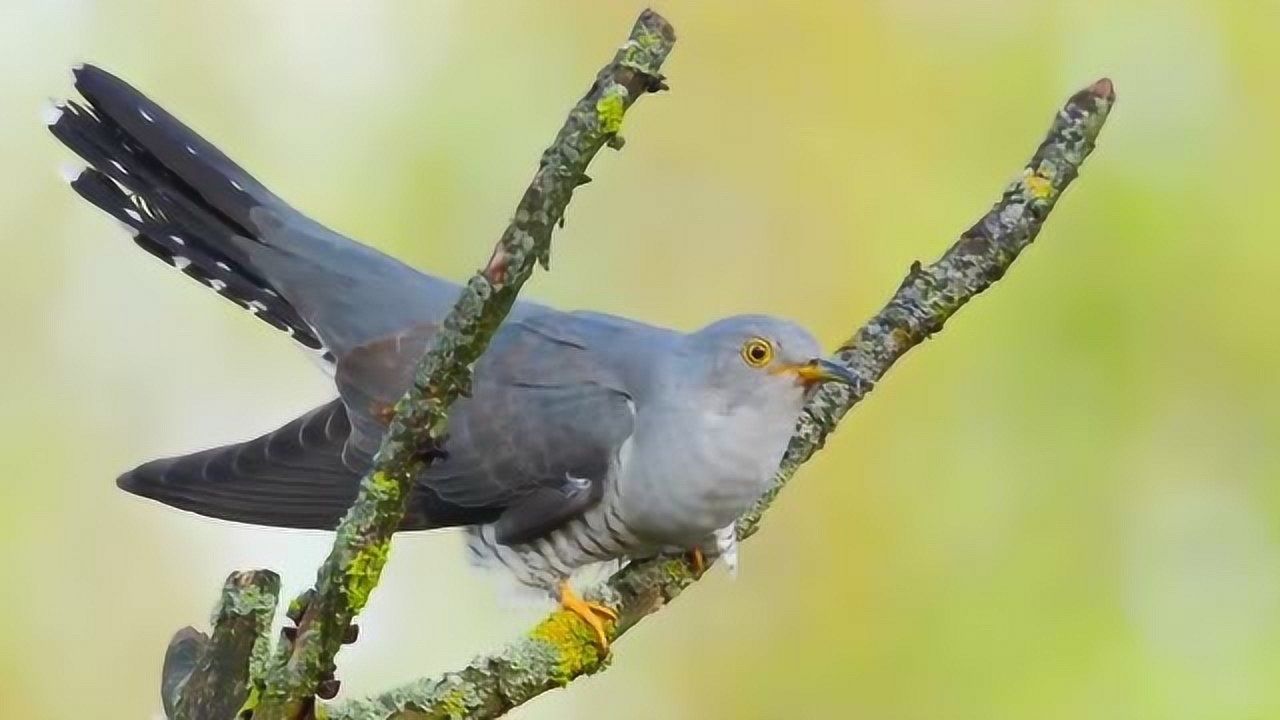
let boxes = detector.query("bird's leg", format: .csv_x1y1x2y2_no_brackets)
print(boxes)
371,401,395,427
684,524,738,578
557,580,617,652
687,547,706,576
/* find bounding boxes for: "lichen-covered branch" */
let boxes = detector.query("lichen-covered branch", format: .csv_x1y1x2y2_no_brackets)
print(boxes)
246,10,676,720
324,78,1115,720
162,570,280,720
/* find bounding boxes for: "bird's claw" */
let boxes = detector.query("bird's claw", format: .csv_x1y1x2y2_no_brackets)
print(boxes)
557,581,616,653
688,547,706,577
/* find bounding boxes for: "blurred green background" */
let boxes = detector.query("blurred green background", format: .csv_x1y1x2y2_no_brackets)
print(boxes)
3,1,1279,718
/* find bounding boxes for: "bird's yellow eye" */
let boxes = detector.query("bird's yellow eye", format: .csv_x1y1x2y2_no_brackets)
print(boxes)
740,337,774,368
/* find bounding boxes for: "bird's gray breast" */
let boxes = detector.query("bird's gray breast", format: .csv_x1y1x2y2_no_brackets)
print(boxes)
613,401,794,547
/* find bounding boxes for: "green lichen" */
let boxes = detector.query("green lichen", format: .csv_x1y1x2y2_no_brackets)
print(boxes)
432,686,471,719
1022,168,1054,200
617,12,673,73
238,685,261,717
344,539,391,612
595,84,629,137
247,614,274,689
366,469,404,503
528,612,605,684
659,557,690,587
225,584,279,619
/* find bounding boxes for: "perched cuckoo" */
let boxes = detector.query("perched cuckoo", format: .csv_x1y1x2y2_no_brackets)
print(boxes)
48,65,855,647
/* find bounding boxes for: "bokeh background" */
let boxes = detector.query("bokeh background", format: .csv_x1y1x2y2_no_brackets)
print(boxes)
2,1,1278,718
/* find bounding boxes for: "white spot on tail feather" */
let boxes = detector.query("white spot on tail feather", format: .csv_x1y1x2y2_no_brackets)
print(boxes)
173,256,192,270
215,261,231,272
110,160,128,176
169,235,185,246
230,179,244,191
209,279,227,291
307,349,336,378
185,145,198,156
58,162,85,184
124,208,142,223
139,107,154,123
41,100,64,126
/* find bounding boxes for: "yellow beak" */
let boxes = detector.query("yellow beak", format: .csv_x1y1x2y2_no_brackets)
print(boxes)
792,358,858,387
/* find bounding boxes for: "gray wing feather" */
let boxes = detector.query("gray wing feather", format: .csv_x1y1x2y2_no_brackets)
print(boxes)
335,310,638,510
117,400,372,529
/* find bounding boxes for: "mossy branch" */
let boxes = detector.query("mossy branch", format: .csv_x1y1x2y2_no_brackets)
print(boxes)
223,9,675,720
162,570,281,720
323,78,1115,720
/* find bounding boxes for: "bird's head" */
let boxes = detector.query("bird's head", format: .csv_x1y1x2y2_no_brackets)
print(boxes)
683,314,856,413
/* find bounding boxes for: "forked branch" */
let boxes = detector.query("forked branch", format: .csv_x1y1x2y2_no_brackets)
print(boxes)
159,10,1113,720
164,9,677,720
324,77,1115,720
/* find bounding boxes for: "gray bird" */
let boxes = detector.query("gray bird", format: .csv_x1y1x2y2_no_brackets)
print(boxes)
48,65,854,647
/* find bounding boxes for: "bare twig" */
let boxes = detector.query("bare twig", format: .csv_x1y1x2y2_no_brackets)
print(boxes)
243,10,677,720
324,78,1116,720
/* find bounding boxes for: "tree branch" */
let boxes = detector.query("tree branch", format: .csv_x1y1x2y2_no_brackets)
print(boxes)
242,10,676,720
163,570,280,720
323,78,1115,720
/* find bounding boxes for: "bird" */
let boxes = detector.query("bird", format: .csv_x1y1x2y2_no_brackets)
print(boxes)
47,64,855,649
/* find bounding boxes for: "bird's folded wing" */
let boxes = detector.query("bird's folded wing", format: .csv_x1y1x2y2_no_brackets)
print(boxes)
117,400,368,529
336,312,637,516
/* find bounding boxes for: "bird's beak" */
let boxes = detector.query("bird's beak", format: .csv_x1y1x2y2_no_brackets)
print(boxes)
792,358,858,387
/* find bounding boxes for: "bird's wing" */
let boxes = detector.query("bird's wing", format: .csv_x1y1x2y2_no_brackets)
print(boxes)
336,311,640,543
115,399,506,531
117,400,368,530
59,66,647,539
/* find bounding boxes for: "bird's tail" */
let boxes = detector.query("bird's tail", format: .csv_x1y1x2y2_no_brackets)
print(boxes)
46,64,328,356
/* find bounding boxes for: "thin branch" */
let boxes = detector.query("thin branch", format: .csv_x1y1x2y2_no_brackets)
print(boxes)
163,570,280,720
246,10,677,720
324,78,1116,720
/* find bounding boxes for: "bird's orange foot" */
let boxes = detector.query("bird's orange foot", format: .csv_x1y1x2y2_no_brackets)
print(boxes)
557,581,617,652
371,402,395,427
688,547,706,576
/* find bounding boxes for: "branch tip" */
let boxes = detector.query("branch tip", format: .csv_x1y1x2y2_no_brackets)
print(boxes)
1068,77,1117,112
1088,77,1115,101
637,9,676,43
166,570,280,720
